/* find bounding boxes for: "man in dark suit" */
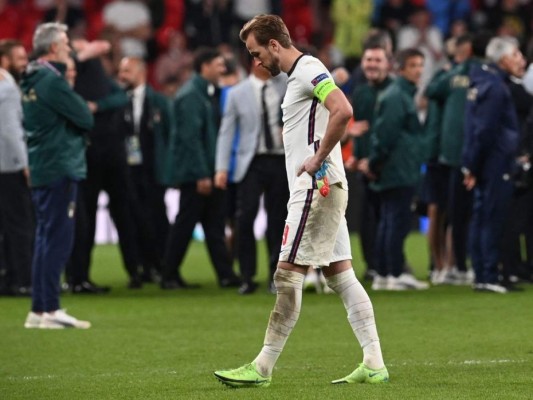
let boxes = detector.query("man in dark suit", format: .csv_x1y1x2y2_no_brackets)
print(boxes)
215,58,288,294
162,47,240,289
117,56,172,283
69,42,142,290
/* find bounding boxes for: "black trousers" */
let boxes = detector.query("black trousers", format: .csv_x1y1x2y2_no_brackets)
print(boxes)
447,167,472,272
236,155,289,284
356,173,380,272
0,171,34,288
129,166,168,274
501,183,533,279
164,184,235,283
67,139,141,282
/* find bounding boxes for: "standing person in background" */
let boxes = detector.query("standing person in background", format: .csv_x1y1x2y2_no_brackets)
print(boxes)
117,56,172,283
396,7,444,91
162,47,241,290
0,39,33,297
67,39,143,292
462,36,523,294
217,54,243,263
500,51,533,289
425,33,487,285
215,57,288,295
349,40,393,285
22,23,92,329
367,48,429,291
215,14,388,388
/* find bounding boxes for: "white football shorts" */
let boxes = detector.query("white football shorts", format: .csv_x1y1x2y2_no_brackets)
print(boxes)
279,184,352,268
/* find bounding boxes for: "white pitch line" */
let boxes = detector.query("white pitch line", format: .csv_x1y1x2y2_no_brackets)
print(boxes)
5,370,178,381
387,359,529,367
4,360,530,381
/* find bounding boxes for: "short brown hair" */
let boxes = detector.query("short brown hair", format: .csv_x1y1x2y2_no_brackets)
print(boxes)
395,48,424,70
0,39,23,59
239,14,292,49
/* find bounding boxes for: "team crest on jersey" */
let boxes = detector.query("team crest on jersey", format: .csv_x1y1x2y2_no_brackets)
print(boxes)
311,73,328,86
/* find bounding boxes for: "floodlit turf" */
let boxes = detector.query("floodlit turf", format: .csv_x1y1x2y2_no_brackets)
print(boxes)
1,234,532,399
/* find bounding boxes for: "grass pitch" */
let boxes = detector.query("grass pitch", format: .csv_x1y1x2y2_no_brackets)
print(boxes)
1,234,532,399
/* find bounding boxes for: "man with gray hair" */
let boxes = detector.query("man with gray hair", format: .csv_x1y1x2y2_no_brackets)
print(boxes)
462,36,524,294
21,22,94,328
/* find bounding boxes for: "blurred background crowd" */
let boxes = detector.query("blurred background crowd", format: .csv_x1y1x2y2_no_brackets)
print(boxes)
1,0,533,306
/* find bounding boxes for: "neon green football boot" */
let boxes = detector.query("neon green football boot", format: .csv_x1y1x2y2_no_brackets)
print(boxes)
214,362,271,388
332,363,389,384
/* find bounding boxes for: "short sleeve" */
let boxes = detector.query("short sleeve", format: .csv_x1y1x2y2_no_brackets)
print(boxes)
298,57,338,103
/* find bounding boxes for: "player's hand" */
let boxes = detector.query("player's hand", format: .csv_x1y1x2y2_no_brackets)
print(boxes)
297,156,322,177
196,178,212,195
344,155,358,172
214,171,228,190
87,101,98,113
23,167,31,186
347,120,369,137
463,172,476,191
358,159,377,180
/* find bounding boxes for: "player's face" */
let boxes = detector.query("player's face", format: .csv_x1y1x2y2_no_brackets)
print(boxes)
53,31,72,64
246,33,281,76
400,56,424,86
118,59,139,89
501,47,526,78
361,48,388,84
6,45,28,81
203,56,226,84
65,57,76,87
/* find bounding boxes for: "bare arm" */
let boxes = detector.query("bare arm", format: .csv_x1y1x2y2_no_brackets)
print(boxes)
297,88,352,176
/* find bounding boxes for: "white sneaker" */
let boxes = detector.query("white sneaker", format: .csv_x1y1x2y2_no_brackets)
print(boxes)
318,273,334,294
483,283,508,294
430,270,445,285
40,309,91,329
24,312,43,329
304,270,322,293
397,273,430,290
372,275,388,290
386,276,409,291
450,270,471,286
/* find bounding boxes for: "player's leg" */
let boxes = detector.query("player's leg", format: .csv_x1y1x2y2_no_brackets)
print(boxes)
214,189,311,388
213,262,306,387
323,218,388,383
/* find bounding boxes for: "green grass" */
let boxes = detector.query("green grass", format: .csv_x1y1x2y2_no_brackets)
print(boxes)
1,233,532,399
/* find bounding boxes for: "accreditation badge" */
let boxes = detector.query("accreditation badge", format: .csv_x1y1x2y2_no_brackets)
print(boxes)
126,135,143,165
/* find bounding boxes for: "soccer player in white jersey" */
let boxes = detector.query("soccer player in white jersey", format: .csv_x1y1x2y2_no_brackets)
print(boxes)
214,14,389,387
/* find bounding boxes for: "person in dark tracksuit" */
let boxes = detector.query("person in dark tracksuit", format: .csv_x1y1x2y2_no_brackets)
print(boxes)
350,43,393,283
425,33,487,285
462,36,523,294
162,48,240,289
22,23,92,329
367,48,429,291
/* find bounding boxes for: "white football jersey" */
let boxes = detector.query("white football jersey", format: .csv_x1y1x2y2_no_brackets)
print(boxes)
281,55,348,193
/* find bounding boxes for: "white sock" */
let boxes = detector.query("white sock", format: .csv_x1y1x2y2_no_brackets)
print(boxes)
253,269,304,377
326,268,385,370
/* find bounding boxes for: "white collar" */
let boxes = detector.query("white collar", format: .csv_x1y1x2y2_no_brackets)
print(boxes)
0,68,16,86
249,74,268,89
133,83,146,99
